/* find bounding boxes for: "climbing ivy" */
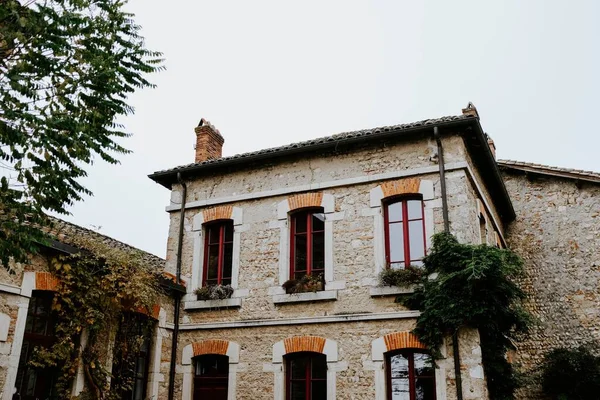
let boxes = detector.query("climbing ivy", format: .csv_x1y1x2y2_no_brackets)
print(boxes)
404,232,531,400
31,236,161,399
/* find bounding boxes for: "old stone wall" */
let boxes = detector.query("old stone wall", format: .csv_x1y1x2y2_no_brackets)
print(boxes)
502,170,600,399
172,321,486,400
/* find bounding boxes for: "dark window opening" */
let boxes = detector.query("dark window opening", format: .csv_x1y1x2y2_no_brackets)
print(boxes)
110,313,154,400
203,220,234,286
14,291,58,400
290,209,325,281
194,354,229,400
384,197,426,269
286,352,327,400
386,350,435,400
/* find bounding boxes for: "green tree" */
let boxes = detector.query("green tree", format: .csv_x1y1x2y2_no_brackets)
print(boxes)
0,0,162,269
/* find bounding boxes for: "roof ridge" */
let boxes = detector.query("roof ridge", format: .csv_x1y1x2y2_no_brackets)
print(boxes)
150,114,473,177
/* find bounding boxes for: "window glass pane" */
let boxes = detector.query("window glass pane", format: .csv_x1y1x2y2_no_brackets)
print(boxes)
133,378,145,400
390,378,410,400
294,235,307,273
407,200,423,220
294,213,307,233
312,232,325,272
388,202,403,222
413,353,434,377
33,318,47,335
312,213,325,231
389,223,405,263
196,355,229,377
207,245,219,280
408,220,425,261
312,380,327,400
389,353,409,379
290,382,306,400
224,222,234,242
208,225,221,244
223,243,233,280
415,377,435,400
36,298,50,315
311,355,327,379
290,357,307,380
390,262,405,269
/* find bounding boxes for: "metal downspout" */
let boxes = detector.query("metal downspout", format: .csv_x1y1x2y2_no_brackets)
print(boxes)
434,126,463,400
168,172,187,400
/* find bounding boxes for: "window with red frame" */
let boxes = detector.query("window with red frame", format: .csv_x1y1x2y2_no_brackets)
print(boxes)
286,352,327,400
384,197,426,269
290,208,325,281
203,220,234,286
386,350,435,400
194,354,229,400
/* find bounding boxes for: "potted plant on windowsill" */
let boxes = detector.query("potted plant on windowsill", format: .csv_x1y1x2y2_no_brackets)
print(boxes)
379,265,423,288
282,274,324,294
194,284,234,301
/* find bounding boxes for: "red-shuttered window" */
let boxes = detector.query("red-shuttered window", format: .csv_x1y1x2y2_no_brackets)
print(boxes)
384,197,426,269
290,208,325,280
203,220,234,286
386,350,436,400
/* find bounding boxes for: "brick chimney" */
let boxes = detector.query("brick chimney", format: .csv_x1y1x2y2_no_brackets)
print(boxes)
461,102,479,118
194,118,224,163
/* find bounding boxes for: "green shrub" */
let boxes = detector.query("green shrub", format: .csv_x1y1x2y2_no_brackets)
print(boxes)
194,284,234,300
379,265,423,287
542,346,600,400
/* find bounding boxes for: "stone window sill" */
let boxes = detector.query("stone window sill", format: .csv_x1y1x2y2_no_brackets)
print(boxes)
184,297,242,310
369,286,415,297
273,290,338,304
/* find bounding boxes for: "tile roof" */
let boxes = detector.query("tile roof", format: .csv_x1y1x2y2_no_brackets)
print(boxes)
150,114,474,177
47,216,165,269
498,160,600,183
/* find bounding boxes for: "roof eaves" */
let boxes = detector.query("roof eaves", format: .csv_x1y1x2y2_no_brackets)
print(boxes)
498,160,600,184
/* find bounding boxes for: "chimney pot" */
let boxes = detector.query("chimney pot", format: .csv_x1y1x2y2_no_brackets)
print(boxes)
194,119,224,163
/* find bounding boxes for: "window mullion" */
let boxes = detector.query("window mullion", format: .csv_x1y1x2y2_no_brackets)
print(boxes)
403,201,411,266
217,225,225,284
306,213,312,275
306,356,311,400
408,353,415,400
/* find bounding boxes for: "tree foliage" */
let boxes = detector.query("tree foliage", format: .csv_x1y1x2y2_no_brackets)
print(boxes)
405,232,531,400
542,346,600,400
31,235,161,399
0,0,162,269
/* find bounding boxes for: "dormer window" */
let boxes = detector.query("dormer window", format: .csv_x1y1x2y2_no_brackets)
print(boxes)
290,208,325,280
383,197,426,268
203,220,234,286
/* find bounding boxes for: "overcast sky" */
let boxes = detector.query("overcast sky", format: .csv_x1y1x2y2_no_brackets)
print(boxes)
61,0,600,258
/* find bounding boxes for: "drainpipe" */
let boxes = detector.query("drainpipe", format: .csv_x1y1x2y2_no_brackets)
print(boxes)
167,172,187,400
434,126,463,400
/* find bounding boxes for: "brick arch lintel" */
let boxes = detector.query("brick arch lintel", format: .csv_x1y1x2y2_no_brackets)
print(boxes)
371,331,427,362
273,336,338,363
369,178,434,207
182,340,240,365
277,193,334,219
192,206,243,231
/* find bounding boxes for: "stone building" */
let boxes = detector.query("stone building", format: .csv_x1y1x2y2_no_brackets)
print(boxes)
0,219,181,400
148,105,514,400
2,104,598,400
